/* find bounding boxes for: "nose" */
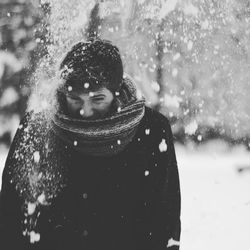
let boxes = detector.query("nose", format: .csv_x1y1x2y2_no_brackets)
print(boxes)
80,103,94,118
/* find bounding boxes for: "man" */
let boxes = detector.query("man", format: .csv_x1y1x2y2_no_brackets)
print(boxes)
0,39,181,250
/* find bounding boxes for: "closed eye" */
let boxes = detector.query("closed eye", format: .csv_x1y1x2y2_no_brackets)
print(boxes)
68,96,81,102
92,97,105,101
91,95,106,102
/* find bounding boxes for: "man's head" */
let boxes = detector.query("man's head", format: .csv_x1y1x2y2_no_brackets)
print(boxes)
58,39,123,119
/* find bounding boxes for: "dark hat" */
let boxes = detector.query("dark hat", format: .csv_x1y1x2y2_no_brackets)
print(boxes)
59,39,123,93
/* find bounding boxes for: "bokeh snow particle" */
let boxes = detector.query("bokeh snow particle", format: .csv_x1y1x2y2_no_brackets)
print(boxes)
29,231,40,244
84,83,89,89
80,109,84,116
27,203,36,215
159,139,168,152
172,68,178,77
185,120,198,135
37,193,46,205
197,135,203,141
167,238,180,248
33,151,40,163
151,81,160,92
173,53,181,61
164,94,182,108
187,40,193,51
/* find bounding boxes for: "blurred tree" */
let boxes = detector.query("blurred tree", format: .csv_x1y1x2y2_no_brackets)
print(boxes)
3,0,250,146
87,2,101,40
0,0,44,145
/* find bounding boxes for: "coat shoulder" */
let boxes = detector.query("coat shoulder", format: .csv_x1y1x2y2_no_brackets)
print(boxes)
134,106,174,156
143,106,172,137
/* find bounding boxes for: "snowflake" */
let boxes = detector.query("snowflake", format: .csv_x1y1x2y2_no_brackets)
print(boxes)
159,139,168,152
27,203,36,215
33,151,40,163
80,109,84,116
172,68,178,77
187,40,193,51
173,53,180,61
185,120,198,135
197,135,203,141
37,193,46,205
167,238,180,248
29,231,40,244
84,82,89,88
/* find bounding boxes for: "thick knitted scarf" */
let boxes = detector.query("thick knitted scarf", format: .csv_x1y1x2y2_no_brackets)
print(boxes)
51,77,145,157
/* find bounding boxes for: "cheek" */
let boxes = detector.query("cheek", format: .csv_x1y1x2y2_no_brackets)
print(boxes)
93,101,113,115
67,101,82,113
94,100,112,110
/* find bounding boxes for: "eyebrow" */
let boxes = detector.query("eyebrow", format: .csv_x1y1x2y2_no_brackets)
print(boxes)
66,93,80,98
91,94,106,98
67,93,106,98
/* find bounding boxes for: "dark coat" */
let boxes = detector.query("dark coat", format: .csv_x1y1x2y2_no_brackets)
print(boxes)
0,106,181,250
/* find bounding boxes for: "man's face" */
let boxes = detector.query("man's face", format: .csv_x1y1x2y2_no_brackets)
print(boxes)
65,87,114,119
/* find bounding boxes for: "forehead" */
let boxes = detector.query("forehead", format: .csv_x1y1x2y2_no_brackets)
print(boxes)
67,87,109,96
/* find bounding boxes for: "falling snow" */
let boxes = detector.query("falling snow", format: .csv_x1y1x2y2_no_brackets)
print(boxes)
1,1,250,249
187,41,193,51
27,203,36,215
167,238,180,248
197,135,203,141
84,83,89,89
173,53,181,61
29,231,40,244
172,68,178,78
185,120,198,135
33,151,40,163
164,94,182,108
80,109,85,116
37,193,46,204
159,139,168,152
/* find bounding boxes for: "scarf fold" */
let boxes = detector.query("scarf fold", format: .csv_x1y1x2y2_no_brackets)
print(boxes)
51,77,145,156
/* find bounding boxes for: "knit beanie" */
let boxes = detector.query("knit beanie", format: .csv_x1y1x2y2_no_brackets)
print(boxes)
59,39,124,93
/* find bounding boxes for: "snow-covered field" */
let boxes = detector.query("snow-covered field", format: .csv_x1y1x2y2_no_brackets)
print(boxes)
0,140,250,250
177,141,250,250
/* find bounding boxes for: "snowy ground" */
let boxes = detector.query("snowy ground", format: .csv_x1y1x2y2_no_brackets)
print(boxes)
0,140,250,250
177,140,250,250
